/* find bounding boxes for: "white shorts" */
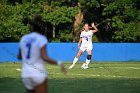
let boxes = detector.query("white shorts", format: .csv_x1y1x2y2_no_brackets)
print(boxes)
22,65,47,90
22,75,47,90
80,46,93,52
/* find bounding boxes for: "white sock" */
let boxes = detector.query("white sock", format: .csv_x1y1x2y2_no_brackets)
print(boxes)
86,59,90,65
72,57,79,65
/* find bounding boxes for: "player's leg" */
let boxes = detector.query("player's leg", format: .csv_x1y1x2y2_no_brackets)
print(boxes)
85,50,92,68
22,78,35,93
81,48,92,69
35,79,48,93
69,49,83,69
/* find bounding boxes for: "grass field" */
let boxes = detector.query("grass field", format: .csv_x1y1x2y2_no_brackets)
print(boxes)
0,62,140,93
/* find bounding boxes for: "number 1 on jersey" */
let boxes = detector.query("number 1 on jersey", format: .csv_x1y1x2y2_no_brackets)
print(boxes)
26,43,32,59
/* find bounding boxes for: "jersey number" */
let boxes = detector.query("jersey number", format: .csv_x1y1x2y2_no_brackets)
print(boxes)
86,37,88,41
26,43,32,59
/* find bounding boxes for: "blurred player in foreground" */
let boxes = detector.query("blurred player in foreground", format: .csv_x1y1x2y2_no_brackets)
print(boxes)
69,22,98,69
18,15,66,93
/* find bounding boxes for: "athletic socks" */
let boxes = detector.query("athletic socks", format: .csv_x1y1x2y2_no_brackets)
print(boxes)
69,57,79,69
86,59,90,65
72,57,79,65
70,57,90,69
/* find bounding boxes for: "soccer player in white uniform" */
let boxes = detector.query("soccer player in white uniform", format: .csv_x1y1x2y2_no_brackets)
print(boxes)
69,22,98,69
18,15,66,93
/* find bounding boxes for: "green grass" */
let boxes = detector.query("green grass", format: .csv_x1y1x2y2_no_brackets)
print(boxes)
0,62,140,93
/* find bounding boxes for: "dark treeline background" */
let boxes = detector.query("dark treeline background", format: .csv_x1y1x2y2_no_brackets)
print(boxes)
0,0,140,42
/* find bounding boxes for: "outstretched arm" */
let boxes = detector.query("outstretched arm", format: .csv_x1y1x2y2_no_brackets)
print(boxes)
91,22,98,33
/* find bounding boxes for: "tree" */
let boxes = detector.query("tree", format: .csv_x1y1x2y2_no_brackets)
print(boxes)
0,1,44,42
102,0,140,42
0,0,140,42
0,3,28,42
43,6,79,38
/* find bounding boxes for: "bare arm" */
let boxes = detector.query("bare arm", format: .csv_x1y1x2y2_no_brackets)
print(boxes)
78,37,82,48
91,22,98,33
41,45,67,75
17,48,22,60
41,45,58,64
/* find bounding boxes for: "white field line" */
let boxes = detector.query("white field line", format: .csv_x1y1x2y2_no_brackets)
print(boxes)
127,67,140,69
14,68,139,79
98,67,140,69
51,73,138,79
47,66,140,70
0,65,139,69
14,68,131,78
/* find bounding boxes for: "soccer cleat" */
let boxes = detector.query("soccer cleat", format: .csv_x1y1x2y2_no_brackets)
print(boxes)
81,63,85,68
81,63,89,69
69,64,75,69
81,63,86,69
83,65,89,69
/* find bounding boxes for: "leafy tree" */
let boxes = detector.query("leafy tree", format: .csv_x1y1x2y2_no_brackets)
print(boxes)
0,3,28,42
0,0,140,42
102,0,140,42
0,1,44,42
43,6,79,38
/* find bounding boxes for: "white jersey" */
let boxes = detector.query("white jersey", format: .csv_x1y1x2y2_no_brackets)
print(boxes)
19,32,48,78
80,30,93,47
